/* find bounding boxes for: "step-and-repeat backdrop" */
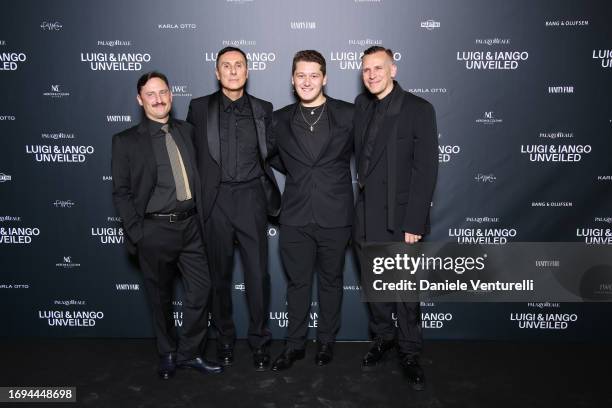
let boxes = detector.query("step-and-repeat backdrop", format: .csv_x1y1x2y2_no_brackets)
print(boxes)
1,0,611,341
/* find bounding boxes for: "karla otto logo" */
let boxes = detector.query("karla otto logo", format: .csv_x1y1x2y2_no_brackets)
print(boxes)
0,52,27,71
0,115,15,120
43,85,70,98
158,23,197,30
0,172,12,182
420,20,440,30
40,21,63,31
475,111,502,125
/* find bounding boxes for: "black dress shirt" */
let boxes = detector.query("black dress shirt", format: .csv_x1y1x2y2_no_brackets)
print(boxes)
292,102,330,160
145,119,195,213
219,93,263,183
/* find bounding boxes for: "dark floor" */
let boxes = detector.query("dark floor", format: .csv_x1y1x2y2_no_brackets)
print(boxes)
0,338,609,408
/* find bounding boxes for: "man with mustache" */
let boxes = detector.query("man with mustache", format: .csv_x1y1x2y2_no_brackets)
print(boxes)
111,71,222,379
187,47,280,371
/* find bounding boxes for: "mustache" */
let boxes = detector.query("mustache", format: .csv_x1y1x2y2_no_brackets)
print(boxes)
152,102,167,107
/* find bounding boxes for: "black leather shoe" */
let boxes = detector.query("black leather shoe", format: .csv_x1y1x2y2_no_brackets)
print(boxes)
158,354,176,380
400,356,425,391
253,347,271,371
315,343,334,366
177,357,223,375
362,338,396,368
217,343,234,367
271,348,305,371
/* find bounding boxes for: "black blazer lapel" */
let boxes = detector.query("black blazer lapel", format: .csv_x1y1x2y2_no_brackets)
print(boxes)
312,97,336,164
206,92,221,165
288,103,314,163
248,94,269,160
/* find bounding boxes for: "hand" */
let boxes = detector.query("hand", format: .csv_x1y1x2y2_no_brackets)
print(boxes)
404,232,422,244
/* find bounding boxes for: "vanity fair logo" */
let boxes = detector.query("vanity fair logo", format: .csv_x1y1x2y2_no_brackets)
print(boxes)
290,21,316,30
43,85,70,98
106,114,131,122
158,23,197,30
548,85,574,94
97,40,131,47
116,283,140,291
204,51,276,71
26,145,95,163
457,50,528,69
420,20,440,30
80,52,151,71
330,51,402,70
0,51,27,71
592,49,612,68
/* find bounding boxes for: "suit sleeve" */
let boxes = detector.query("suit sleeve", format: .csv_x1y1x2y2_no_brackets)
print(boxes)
111,134,143,245
267,112,286,174
402,102,439,234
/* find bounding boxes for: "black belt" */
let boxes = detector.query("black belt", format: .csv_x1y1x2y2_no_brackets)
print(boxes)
145,207,196,222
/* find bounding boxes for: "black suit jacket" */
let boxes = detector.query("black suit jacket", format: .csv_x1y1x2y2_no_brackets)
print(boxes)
186,91,281,223
354,82,438,237
111,119,201,255
270,97,355,228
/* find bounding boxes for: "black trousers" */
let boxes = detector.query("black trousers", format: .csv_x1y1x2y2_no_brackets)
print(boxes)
279,223,351,350
353,196,423,359
205,180,270,349
137,215,211,362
